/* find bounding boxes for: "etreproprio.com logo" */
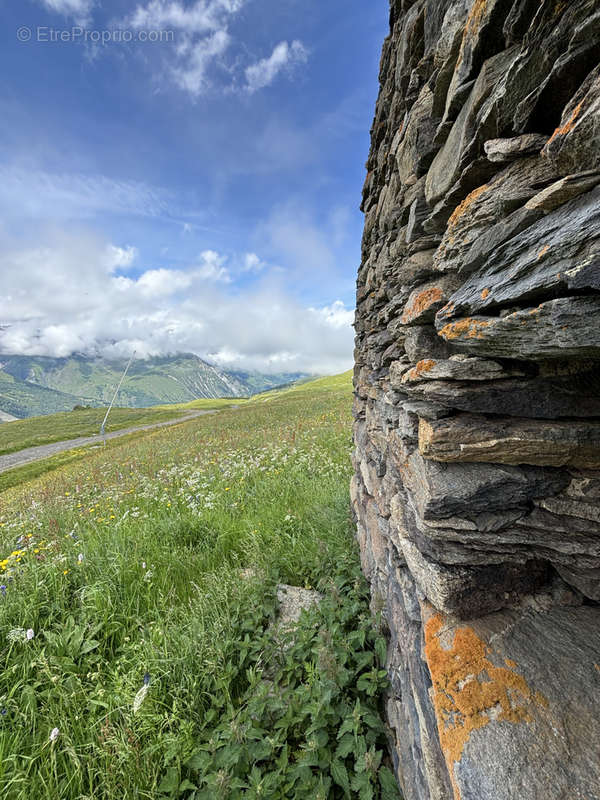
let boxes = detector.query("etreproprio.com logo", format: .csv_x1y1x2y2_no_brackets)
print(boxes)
17,26,175,44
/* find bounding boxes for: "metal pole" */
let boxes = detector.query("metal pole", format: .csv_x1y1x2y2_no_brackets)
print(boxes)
100,351,136,444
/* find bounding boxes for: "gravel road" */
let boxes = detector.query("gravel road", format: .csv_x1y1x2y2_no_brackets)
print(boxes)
0,410,216,476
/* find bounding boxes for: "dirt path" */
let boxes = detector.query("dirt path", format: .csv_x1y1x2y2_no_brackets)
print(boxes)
0,410,217,476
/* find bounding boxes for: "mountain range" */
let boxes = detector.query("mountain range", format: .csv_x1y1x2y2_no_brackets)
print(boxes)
0,354,306,419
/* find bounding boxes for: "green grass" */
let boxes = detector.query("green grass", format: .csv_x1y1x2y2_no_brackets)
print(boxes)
156,397,246,412
0,372,397,799
0,405,219,457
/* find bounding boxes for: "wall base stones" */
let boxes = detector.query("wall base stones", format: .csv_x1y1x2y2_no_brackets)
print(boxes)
353,2,600,798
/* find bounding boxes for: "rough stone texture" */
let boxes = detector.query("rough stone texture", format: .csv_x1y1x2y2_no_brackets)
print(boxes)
353,3,600,799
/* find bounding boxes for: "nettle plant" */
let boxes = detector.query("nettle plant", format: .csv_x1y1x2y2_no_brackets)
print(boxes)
158,567,401,800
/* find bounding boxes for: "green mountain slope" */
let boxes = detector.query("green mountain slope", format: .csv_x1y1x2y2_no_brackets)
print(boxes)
0,370,94,420
0,354,306,418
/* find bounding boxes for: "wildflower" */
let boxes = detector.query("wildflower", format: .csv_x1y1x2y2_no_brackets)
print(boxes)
0,586,6,597
26,629,35,640
143,672,151,686
49,727,60,742
7,628,26,643
77,553,84,564
133,684,150,714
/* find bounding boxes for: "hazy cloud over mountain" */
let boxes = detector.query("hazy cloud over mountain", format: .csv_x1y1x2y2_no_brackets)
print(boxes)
0,230,354,374
1,1,387,374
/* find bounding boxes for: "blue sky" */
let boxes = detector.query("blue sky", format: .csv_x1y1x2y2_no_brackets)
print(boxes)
0,0,387,373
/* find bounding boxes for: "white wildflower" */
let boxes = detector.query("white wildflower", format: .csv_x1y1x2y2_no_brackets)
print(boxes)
77,553,84,563
49,727,60,742
133,684,149,714
7,628,26,643
26,629,35,640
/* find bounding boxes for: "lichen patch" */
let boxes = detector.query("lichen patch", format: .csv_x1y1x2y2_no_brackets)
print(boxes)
547,101,584,146
403,359,436,383
402,287,443,323
438,318,490,342
447,183,490,230
424,614,548,800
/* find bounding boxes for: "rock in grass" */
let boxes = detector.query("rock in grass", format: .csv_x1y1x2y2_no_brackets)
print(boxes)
275,585,323,629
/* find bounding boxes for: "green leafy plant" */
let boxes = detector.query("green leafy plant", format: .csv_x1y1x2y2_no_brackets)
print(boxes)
160,565,401,800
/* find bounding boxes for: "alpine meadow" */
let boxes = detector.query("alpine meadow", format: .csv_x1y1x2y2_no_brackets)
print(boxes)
0,374,399,800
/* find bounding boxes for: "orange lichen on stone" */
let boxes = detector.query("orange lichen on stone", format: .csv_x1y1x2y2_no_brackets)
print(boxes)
404,359,436,382
438,301,455,320
402,287,443,323
464,0,487,37
447,183,490,230
438,318,490,341
547,101,584,146
481,288,490,300
456,0,487,68
537,244,550,260
424,614,549,800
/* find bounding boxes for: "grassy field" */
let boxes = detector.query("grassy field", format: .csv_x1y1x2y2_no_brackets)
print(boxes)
0,401,239,457
0,373,398,800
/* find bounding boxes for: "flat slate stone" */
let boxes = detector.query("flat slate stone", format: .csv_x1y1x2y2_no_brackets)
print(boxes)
437,297,600,360
423,602,600,800
401,355,526,384
419,414,600,468
398,450,568,522
394,371,600,418
484,134,548,163
436,185,600,325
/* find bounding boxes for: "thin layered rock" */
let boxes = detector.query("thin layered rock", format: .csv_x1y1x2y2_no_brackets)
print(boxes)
353,2,600,799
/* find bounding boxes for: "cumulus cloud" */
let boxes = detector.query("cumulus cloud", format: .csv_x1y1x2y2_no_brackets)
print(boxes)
245,41,308,94
106,245,138,271
37,0,95,24
0,231,353,374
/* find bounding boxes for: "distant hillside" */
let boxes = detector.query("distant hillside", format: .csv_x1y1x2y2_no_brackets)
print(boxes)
0,369,88,420
0,354,306,419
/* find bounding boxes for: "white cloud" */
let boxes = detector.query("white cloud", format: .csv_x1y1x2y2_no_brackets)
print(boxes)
0,166,170,221
122,2,309,97
124,0,242,96
136,268,192,297
37,0,95,24
195,249,231,282
171,29,231,96
245,40,308,94
0,231,353,373
106,245,138,272
127,0,244,34
312,300,355,330
243,252,266,273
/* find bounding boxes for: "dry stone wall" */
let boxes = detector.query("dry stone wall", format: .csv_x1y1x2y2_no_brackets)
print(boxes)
352,2,600,798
